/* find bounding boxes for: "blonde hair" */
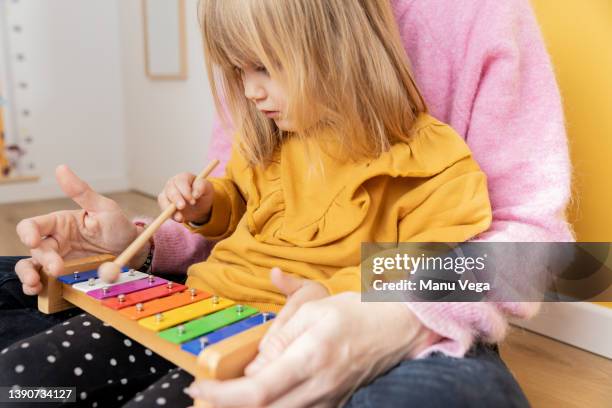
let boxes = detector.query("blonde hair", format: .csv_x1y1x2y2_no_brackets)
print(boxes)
199,0,428,167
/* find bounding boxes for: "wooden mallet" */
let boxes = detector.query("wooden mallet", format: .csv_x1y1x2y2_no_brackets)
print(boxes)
98,160,219,282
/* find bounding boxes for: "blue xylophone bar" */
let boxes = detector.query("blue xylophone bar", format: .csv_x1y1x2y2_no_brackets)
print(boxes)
58,266,130,285
181,313,276,356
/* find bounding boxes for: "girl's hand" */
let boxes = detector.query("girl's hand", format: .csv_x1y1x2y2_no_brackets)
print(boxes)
15,165,141,294
157,172,214,224
186,293,439,407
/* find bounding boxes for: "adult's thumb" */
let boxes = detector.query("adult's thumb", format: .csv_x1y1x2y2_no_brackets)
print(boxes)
270,267,303,297
55,165,117,212
245,298,320,376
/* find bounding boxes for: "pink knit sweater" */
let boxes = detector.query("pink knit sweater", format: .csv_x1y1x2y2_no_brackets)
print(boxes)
147,0,574,357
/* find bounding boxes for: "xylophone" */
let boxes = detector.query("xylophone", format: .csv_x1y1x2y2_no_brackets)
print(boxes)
38,254,275,406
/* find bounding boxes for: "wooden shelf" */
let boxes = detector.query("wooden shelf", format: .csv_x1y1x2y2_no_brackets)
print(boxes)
0,175,39,185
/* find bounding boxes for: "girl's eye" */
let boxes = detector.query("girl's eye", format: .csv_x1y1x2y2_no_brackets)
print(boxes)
232,64,268,76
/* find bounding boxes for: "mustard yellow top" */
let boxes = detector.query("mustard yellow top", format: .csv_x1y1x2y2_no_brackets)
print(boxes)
185,113,492,312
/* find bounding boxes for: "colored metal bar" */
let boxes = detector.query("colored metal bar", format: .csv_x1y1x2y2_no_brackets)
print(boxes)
101,282,187,310
72,270,149,293
119,289,212,320
58,266,130,285
159,305,258,344
138,297,234,332
180,312,275,354
87,275,168,300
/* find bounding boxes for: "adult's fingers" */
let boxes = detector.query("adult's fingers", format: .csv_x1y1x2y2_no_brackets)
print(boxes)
189,335,315,407
55,165,118,213
247,302,319,376
267,380,338,408
30,237,64,276
15,258,44,295
16,214,57,248
256,294,303,359
255,268,308,355
22,282,43,296
264,298,301,341
264,268,303,334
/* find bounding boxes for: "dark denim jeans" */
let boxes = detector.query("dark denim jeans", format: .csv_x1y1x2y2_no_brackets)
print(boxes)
0,256,529,407
345,342,530,407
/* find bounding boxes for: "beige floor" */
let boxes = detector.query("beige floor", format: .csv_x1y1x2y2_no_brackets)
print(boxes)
1,191,611,407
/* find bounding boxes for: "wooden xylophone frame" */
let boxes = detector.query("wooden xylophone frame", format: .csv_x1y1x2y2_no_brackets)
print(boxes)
38,254,271,405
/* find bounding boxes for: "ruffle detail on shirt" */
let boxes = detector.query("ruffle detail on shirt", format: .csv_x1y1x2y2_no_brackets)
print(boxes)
244,114,474,247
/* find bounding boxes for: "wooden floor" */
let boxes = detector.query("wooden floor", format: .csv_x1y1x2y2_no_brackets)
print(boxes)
1,191,611,407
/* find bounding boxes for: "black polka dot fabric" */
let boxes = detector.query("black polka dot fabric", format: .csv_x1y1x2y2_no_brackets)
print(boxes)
0,313,194,407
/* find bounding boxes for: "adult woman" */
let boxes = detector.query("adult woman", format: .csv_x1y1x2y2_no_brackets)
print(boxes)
3,0,571,406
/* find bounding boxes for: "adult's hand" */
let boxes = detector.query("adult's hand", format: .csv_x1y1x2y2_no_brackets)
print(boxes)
15,165,141,294
246,267,330,374
186,293,440,407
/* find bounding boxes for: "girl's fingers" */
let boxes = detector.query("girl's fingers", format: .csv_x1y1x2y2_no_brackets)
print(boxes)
174,175,195,205
159,192,184,222
166,183,186,210
159,192,182,223
157,191,172,211
159,173,208,221
158,185,185,213
192,179,208,200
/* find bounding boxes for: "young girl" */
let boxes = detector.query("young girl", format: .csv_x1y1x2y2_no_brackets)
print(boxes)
161,0,492,312
2,0,493,406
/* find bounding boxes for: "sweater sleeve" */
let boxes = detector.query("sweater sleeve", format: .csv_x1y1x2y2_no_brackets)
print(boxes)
459,0,574,244
393,0,574,358
143,219,214,275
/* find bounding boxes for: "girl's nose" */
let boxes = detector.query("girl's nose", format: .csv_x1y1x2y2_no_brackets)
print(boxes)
243,78,266,101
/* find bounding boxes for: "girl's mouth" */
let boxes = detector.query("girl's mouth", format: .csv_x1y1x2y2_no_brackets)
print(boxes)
262,110,279,118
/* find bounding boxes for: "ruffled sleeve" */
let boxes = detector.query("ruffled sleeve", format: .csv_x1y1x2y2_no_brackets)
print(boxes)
261,114,484,248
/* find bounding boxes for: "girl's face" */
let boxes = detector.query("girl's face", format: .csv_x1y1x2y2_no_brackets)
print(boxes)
239,64,295,131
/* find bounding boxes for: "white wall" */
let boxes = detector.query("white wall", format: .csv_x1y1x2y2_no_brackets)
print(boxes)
0,1,19,152
118,0,215,197
0,0,128,204
0,0,216,204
